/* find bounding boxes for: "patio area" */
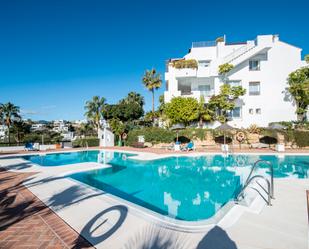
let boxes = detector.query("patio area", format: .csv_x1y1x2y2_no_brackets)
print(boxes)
0,149,308,249
0,168,93,249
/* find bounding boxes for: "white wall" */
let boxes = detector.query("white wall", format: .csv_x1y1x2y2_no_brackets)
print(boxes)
164,35,304,128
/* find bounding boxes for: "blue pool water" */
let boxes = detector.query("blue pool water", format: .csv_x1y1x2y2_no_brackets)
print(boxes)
22,150,135,167
22,151,309,221
63,151,309,221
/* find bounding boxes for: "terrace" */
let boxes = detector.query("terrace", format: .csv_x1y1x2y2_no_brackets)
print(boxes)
0,147,308,249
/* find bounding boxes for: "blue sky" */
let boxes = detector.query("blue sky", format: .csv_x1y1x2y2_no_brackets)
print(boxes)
0,0,308,121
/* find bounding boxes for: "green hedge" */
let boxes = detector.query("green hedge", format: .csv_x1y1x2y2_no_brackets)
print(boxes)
293,130,309,148
178,128,209,141
72,137,99,147
125,127,309,148
126,127,212,146
126,127,175,145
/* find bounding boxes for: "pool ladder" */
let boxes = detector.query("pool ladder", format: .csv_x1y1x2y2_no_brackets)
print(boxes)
236,160,274,206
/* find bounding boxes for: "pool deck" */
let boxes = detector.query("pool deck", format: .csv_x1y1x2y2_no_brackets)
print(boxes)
0,148,308,249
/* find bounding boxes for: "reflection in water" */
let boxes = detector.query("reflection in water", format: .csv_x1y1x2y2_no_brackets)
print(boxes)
164,192,181,218
70,153,309,221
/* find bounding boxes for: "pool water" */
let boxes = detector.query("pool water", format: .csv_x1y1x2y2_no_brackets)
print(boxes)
22,150,135,167
65,152,309,221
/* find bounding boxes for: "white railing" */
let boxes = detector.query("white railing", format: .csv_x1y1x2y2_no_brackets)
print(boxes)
223,43,256,63
192,40,217,48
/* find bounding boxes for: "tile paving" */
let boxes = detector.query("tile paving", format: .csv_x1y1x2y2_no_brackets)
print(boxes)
0,168,94,249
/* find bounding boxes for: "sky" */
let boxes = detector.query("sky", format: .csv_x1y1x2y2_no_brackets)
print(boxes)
0,0,308,121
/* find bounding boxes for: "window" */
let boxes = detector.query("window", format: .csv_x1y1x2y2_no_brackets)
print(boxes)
228,107,241,118
198,85,211,96
249,82,260,95
249,108,254,114
198,60,211,68
249,60,260,71
227,80,241,87
256,108,261,114
166,80,169,91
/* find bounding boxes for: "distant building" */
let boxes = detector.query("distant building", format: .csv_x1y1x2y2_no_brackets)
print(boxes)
31,123,46,131
0,125,8,139
53,120,69,133
73,119,88,125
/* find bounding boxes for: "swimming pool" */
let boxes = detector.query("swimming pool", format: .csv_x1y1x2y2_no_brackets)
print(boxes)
22,150,135,166
61,151,309,222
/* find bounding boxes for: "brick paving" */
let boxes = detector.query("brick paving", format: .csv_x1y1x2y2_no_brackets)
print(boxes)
0,168,94,249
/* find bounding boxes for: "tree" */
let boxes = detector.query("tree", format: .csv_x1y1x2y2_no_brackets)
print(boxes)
0,105,3,125
84,96,106,135
287,66,309,121
218,63,234,82
305,54,309,64
11,120,31,144
142,69,162,121
104,92,144,122
164,97,199,126
209,84,246,123
122,92,145,107
0,102,21,144
109,118,125,145
197,96,215,128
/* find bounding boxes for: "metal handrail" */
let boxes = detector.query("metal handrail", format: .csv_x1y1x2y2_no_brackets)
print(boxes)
235,160,274,206
223,43,256,63
246,160,274,198
236,175,272,205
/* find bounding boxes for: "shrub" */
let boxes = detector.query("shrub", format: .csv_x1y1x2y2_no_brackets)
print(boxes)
218,63,234,75
247,124,261,134
126,127,175,145
293,130,309,147
171,59,198,69
178,128,208,141
72,137,99,147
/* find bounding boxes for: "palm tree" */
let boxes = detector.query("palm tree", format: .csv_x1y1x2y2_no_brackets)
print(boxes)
123,92,145,106
142,69,162,121
0,102,21,145
84,96,106,136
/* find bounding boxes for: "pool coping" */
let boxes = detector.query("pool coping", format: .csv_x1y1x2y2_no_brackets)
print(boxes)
1,149,308,249
0,149,296,230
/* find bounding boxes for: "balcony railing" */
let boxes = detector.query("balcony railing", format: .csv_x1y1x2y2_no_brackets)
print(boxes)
192,40,216,48
223,42,256,64
180,91,193,96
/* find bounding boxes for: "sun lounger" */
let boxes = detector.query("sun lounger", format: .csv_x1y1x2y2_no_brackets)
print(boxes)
181,142,195,151
24,142,35,151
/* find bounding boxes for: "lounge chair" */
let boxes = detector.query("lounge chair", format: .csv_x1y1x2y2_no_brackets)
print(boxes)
182,141,195,151
24,142,35,151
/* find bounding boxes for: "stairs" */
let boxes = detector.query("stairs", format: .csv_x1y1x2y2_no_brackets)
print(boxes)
222,43,271,66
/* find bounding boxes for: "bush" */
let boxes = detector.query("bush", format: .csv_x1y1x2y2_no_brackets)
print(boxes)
178,128,208,141
126,127,175,145
293,130,309,147
72,137,99,147
171,59,198,69
247,124,261,134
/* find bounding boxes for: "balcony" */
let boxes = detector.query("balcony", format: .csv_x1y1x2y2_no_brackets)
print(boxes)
175,68,197,78
180,91,193,96
192,40,217,48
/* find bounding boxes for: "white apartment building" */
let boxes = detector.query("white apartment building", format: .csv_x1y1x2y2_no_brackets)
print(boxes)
0,125,7,139
164,35,306,128
53,120,69,133
31,123,46,131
